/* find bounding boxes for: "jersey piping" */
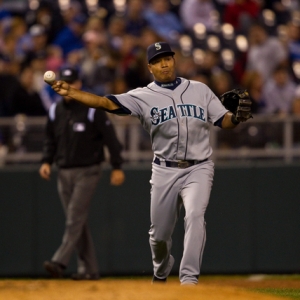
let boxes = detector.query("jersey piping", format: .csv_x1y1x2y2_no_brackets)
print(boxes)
146,86,180,156
179,80,191,160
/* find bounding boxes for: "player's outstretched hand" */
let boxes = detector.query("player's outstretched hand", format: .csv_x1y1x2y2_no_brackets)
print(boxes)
51,81,71,97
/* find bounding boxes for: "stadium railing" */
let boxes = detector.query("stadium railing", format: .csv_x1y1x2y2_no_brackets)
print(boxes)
0,114,300,166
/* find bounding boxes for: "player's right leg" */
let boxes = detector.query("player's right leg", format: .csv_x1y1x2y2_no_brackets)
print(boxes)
149,163,182,281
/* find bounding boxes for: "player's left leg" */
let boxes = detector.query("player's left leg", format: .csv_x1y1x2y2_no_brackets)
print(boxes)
179,160,214,285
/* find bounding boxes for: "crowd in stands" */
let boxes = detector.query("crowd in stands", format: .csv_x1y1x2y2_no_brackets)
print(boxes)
0,0,300,119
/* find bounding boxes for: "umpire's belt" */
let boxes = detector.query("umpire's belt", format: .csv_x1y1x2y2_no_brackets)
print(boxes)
154,157,208,169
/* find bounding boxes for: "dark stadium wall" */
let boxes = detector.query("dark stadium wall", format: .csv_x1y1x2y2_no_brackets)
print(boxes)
0,163,300,277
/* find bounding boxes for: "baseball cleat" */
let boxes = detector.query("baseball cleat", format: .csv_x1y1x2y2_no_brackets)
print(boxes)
43,260,64,278
152,275,167,283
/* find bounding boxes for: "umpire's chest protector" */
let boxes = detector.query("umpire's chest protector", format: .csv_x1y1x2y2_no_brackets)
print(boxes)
114,78,227,160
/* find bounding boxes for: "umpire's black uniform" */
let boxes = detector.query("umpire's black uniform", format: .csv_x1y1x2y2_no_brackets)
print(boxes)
41,95,123,278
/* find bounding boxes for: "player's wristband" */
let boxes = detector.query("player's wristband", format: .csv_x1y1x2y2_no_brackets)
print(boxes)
231,114,240,125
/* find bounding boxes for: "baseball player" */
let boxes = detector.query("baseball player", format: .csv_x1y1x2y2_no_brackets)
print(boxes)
46,42,252,285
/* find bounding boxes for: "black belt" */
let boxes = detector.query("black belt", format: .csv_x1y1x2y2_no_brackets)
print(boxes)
154,157,208,169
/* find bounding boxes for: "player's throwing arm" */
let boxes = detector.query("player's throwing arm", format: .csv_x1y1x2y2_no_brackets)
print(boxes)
43,71,119,111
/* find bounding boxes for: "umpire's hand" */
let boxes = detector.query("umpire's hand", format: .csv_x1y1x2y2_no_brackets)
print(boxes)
110,169,125,186
39,163,51,180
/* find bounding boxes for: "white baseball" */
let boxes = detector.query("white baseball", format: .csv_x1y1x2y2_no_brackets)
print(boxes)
44,70,56,84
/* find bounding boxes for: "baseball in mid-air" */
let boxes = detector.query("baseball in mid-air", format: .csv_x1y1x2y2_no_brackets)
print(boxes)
44,70,56,84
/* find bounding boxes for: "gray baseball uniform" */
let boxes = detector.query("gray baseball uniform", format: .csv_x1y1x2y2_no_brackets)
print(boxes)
106,77,228,284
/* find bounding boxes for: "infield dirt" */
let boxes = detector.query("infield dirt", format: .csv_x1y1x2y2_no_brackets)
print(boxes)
0,276,296,300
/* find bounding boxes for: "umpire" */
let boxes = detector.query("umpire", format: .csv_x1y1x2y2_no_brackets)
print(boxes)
39,67,125,280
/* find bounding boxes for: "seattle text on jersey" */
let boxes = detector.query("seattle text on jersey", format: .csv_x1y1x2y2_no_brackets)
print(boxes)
150,104,206,125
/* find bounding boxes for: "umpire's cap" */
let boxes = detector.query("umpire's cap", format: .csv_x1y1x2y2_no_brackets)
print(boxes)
59,67,80,83
147,42,175,63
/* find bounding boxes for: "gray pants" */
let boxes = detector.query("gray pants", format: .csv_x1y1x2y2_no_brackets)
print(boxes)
52,164,101,274
149,160,214,284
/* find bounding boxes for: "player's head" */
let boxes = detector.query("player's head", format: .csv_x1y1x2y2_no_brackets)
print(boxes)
59,67,82,100
147,42,176,82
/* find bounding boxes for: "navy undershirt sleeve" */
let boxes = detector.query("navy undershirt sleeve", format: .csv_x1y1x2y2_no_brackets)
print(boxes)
214,115,225,128
104,95,132,115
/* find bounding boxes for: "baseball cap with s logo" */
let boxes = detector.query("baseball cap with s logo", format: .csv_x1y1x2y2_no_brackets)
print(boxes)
147,42,175,63
155,43,162,50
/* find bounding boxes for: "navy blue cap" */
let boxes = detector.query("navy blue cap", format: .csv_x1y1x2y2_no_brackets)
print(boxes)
59,67,79,83
147,42,175,63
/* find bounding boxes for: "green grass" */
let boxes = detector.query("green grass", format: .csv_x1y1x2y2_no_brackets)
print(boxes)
253,288,300,299
199,274,300,299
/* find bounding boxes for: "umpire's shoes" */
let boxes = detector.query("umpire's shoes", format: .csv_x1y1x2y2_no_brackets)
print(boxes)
71,273,99,280
43,261,64,278
152,275,167,284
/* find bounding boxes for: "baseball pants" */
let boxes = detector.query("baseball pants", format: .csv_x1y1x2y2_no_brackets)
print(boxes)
52,164,101,274
149,159,214,284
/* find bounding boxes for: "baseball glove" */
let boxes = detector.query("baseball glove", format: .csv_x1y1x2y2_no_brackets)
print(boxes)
220,89,253,123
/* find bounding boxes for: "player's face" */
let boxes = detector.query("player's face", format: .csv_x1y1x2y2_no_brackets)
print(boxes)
148,56,176,82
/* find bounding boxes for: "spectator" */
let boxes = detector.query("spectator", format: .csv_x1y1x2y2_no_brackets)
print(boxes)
60,0,83,25
144,0,184,45
9,65,47,116
30,51,48,94
23,24,48,66
210,70,234,97
292,86,300,147
0,0,11,21
0,56,20,116
45,45,64,73
106,15,127,51
287,21,300,63
0,32,19,64
179,0,217,33
134,27,164,86
261,65,297,116
116,34,142,89
52,13,87,58
292,86,300,115
286,20,300,82
241,70,264,114
175,52,198,79
246,23,288,83
189,73,210,85
223,0,261,34
84,15,108,48
8,17,30,62
79,29,111,94
0,131,8,166
263,0,296,25
30,1,64,44
196,49,222,79
125,0,148,37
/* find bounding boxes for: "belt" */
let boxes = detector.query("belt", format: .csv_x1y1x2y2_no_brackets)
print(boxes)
153,157,208,169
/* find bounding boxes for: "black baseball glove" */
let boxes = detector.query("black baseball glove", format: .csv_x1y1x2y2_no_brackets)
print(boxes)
220,89,253,123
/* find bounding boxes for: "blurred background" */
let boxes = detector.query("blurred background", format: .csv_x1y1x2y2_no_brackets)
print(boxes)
0,0,300,165
1,0,300,278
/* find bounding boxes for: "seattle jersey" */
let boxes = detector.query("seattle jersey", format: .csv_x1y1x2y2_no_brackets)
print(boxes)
107,78,228,161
